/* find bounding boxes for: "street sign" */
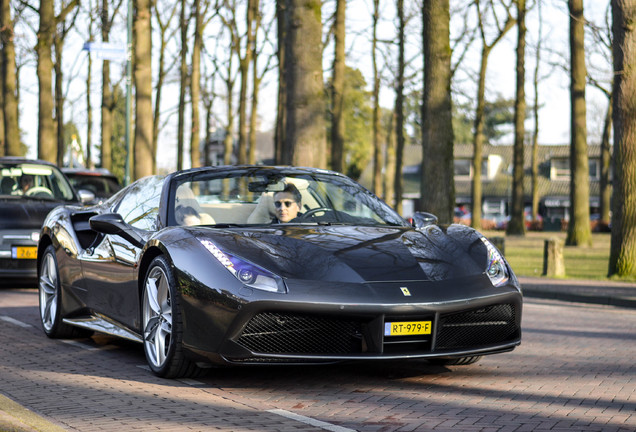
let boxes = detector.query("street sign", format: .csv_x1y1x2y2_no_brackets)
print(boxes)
82,42,127,62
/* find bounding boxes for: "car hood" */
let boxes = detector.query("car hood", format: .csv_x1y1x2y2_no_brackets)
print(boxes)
0,198,65,230
190,224,489,283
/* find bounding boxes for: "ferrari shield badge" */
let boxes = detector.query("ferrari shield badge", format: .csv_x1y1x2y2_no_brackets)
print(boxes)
400,287,411,296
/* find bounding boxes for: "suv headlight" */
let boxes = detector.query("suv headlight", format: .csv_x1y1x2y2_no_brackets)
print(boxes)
199,239,286,293
480,237,509,287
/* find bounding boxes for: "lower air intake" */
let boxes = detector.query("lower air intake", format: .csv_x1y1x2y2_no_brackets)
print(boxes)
435,304,519,350
237,312,363,355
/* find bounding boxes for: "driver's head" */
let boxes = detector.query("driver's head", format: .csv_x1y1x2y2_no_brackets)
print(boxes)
20,175,33,191
274,183,301,223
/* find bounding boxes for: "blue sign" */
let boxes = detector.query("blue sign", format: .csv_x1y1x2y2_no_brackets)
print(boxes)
83,42,127,62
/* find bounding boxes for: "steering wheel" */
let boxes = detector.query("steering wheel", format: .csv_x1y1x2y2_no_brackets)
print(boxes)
298,207,333,220
26,186,54,198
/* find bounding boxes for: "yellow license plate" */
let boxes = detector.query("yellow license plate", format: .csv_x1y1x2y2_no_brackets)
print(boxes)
13,246,38,259
384,321,432,336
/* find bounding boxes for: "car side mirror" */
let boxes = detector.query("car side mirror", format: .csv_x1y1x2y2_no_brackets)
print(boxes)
78,189,96,204
411,212,438,228
89,213,144,247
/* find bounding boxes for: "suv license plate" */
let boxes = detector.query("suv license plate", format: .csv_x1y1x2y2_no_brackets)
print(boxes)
13,246,38,259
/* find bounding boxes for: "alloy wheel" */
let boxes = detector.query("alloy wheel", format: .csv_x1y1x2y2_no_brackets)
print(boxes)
39,251,58,333
143,265,173,368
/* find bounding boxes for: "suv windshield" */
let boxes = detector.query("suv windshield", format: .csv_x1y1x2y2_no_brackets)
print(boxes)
0,162,76,201
168,168,408,228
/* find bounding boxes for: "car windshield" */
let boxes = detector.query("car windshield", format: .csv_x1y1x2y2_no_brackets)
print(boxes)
66,173,122,198
168,168,408,228
0,162,76,201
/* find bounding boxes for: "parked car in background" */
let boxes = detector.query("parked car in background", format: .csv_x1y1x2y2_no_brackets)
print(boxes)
62,167,122,205
0,157,84,285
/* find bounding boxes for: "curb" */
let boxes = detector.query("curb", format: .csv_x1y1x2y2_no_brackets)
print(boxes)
519,276,636,309
0,394,66,432
522,287,636,308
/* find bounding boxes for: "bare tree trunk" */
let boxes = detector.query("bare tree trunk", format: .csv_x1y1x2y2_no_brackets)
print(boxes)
372,0,382,195
100,0,112,170
133,0,154,179
531,0,543,223
101,58,112,170
284,0,326,168
1,0,20,156
237,0,256,164
330,0,345,173
248,0,265,165
507,0,526,235
600,97,612,225
531,71,540,223
203,84,214,166
177,0,188,170
566,0,592,246
393,0,404,214
37,0,56,162
609,0,636,277
421,0,454,223
86,55,93,168
153,2,177,173
385,111,396,208
471,0,515,230
471,51,488,229
54,34,64,166
190,0,203,169
275,0,287,164
0,51,5,156
86,0,94,168
223,54,235,165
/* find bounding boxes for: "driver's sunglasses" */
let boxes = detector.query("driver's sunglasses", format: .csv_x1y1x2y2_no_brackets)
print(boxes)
274,200,296,209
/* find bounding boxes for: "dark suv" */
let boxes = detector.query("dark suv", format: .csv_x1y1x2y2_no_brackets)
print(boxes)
0,157,82,285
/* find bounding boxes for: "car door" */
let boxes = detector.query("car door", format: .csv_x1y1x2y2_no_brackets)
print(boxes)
79,176,165,330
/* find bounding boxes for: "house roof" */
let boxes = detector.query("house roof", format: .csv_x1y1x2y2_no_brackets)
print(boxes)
362,143,607,203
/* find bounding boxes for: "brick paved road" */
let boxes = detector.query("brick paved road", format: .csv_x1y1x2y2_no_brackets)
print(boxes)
1,288,635,431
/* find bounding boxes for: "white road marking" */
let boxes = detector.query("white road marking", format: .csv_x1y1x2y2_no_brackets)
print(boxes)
267,409,356,432
0,315,32,328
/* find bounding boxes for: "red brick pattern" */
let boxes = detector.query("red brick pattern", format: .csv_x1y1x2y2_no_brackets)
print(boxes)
1,289,634,431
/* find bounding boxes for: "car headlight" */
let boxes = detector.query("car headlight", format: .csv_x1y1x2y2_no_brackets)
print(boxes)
198,239,286,293
480,237,509,287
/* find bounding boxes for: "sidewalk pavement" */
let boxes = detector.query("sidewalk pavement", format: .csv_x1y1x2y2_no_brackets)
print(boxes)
2,276,636,432
519,276,636,309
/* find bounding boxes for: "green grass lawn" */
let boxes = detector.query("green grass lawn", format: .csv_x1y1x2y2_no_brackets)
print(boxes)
482,231,634,282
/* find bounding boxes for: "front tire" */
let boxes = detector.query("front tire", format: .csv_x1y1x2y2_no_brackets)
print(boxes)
39,245,83,338
142,255,202,378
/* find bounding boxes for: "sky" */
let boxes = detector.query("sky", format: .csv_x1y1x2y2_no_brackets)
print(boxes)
18,0,613,171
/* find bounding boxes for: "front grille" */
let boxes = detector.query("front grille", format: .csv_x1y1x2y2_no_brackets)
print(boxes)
435,304,519,350
236,312,364,355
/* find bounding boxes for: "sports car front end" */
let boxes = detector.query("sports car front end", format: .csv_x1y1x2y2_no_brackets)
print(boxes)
169,223,522,366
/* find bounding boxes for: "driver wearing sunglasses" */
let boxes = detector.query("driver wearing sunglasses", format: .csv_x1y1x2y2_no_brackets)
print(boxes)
273,183,302,223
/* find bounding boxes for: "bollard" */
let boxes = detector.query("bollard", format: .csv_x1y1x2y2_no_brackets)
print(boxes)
490,236,505,256
542,238,565,277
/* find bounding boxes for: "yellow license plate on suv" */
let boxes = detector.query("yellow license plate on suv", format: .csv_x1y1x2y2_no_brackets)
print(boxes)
13,246,38,259
384,321,432,336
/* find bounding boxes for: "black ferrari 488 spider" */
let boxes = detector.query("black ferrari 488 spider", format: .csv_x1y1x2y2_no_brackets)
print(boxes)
38,166,522,378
